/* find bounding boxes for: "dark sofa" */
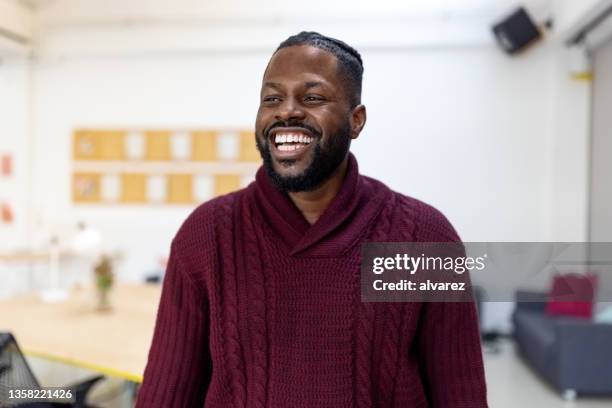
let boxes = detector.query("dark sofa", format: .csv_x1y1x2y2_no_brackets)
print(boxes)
512,290,612,399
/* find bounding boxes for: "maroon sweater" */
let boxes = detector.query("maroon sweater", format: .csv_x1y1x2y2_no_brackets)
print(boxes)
136,154,487,407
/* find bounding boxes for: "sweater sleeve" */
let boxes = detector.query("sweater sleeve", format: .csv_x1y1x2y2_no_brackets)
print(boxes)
416,300,488,407
136,245,211,407
414,203,488,407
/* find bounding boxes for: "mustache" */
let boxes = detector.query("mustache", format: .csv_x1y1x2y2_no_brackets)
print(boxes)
264,121,321,140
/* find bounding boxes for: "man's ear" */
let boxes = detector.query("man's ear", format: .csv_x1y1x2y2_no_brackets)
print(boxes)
350,105,367,139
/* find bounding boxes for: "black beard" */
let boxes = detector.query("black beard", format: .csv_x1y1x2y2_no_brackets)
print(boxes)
256,122,352,193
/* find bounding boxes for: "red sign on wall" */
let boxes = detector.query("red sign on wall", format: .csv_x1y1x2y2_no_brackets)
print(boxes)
1,154,12,176
1,202,13,223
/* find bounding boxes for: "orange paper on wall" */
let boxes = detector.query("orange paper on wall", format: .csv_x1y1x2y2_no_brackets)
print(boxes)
145,131,172,161
191,131,218,162
1,155,12,176
214,174,241,196
1,202,14,223
238,131,261,162
121,173,147,203
167,174,193,204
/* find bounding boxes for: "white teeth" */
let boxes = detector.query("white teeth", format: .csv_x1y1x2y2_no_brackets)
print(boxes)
274,132,314,146
278,144,300,151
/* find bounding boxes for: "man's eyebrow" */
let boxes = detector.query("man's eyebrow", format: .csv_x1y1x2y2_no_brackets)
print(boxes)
263,81,283,90
305,81,326,89
262,81,328,90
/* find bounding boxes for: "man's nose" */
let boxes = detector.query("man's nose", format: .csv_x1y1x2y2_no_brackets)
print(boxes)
275,99,305,122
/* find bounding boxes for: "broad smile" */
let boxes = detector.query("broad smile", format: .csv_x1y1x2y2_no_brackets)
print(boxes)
268,127,317,160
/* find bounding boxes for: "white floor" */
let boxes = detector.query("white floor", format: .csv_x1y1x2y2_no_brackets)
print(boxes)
484,340,612,408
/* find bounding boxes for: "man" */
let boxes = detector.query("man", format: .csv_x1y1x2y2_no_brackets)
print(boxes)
137,32,487,407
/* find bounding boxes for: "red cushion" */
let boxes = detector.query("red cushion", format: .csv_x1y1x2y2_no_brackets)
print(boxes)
545,273,598,319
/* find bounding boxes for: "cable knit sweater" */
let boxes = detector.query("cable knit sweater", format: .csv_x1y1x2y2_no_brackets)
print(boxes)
136,153,488,408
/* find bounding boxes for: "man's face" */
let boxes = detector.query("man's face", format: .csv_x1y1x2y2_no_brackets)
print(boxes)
255,45,357,192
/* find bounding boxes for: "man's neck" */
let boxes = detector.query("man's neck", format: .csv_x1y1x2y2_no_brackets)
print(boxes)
288,158,349,225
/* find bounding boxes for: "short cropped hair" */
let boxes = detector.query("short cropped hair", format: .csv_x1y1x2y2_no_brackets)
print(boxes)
276,31,363,107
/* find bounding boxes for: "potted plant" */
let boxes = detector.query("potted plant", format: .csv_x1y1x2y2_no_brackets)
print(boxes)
93,255,114,311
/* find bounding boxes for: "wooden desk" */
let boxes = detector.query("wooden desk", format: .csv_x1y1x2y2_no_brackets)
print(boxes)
0,284,161,383
0,250,77,263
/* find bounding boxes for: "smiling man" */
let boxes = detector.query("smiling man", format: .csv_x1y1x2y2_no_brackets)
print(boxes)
136,32,487,407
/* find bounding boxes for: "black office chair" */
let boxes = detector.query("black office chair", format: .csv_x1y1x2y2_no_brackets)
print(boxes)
0,332,104,408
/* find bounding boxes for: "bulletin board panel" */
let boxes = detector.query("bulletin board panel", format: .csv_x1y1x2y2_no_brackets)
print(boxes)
74,130,125,161
72,128,261,206
121,173,147,203
144,131,172,161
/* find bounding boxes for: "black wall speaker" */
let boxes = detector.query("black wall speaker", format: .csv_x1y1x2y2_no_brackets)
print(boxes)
492,6,542,55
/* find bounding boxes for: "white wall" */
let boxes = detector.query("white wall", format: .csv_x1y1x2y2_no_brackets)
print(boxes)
0,55,30,251
29,52,267,280
553,0,610,35
0,0,598,332
358,45,556,242
29,44,562,267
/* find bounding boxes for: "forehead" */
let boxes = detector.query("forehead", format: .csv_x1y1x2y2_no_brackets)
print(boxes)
263,45,341,86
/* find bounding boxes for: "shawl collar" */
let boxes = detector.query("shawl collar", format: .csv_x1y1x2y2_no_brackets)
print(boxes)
251,153,391,257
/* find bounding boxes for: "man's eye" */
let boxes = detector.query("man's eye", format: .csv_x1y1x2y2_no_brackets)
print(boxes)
263,96,281,103
304,95,325,102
